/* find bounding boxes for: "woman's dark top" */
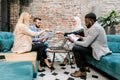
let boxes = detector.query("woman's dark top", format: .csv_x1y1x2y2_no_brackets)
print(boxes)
64,29,84,41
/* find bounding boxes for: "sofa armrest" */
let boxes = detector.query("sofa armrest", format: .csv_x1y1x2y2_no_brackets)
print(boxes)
0,52,37,78
0,61,33,80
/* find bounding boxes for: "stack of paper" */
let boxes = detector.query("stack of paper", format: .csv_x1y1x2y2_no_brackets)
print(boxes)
67,34,79,41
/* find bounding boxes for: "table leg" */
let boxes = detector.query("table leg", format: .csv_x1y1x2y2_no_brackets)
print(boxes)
51,52,55,72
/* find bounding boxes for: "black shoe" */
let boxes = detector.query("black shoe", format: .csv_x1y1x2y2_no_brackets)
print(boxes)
38,69,45,72
59,63,66,66
48,66,55,70
69,62,75,65
59,58,68,66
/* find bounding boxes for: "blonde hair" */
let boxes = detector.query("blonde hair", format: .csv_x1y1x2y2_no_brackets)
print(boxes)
17,12,31,26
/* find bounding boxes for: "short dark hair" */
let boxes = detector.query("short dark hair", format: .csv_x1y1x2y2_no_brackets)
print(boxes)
85,13,97,22
33,17,41,22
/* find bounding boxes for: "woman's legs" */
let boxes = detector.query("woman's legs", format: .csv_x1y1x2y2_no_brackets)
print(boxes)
31,43,46,71
60,52,75,66
59,57,68,66
66,52,75,64
31,43,54,70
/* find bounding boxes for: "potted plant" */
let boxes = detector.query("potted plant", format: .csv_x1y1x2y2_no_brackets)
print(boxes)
98,10,120,34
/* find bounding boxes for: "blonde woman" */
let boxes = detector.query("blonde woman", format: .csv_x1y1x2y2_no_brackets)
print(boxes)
11,12,53,72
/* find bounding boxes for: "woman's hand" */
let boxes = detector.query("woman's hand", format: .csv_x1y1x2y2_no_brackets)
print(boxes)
56,31,65,34
67,36,74,43
45,29,52,32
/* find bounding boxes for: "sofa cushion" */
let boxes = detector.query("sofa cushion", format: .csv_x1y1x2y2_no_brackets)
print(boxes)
107,35,120,42
0,32,13,39
107,42,120,53
101,53,120,75
0,39,13,52
107,35,120,53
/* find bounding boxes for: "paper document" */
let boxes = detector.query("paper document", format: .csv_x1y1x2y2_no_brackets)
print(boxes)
68,34,79,41
42,32,54,39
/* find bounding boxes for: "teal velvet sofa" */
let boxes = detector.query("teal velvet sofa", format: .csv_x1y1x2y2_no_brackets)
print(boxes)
0,31,13,53
0,31,38,80
0,62,33,80
85,35,120,79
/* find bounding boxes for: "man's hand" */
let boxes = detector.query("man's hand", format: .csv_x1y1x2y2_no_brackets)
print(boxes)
37,38,44,41
67,36,74,43
76,35,83,40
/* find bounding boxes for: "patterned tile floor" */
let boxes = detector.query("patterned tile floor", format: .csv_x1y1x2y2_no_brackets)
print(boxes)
34,61,111,80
